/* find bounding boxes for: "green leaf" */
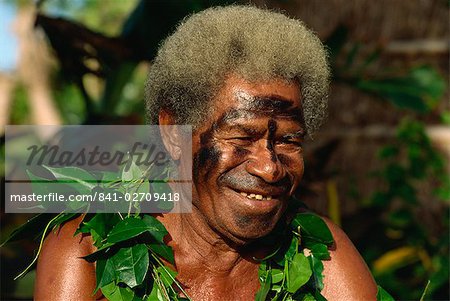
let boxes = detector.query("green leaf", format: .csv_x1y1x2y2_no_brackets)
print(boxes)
148,242,175,265
42,166,97,194
314,291,327,301
285,236,299,259
156,266,177,287
95,244,150,291
258,261,267,279
79,214,121,247
310,244,330,260
101,171,122,184
107,216,165,244
291,213,334,247
25,170,87,211
308,255,325,291
122,160,143,182
255,269,272,301
1,213,78,246
147,284,165,301
26,170,57,195
1,214,54,246
271,268,284,284
82,242,116,263
376,286,395,301
286,253,312,293
275,235,299,266
95,258,116,292
101,282,142,301
142,215,168,243
300,293,316,301
114,244,149,288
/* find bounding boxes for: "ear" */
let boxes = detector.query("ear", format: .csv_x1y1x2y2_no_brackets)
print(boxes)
159,110,182,160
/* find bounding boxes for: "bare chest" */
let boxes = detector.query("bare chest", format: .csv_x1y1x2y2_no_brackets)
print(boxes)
180,274,260,301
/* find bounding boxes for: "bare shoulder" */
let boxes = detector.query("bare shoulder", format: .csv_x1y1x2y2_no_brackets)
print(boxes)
320,217,378,301
34,215,105,301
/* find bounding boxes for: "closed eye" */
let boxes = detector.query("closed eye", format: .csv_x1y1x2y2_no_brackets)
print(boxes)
277,139,302,146
227,137,254,146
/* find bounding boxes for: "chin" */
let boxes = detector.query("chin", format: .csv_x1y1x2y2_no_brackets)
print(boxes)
218,210,285,245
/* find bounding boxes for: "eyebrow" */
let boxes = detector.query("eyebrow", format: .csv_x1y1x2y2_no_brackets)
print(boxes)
235,91,303,117
214,110,306,136
216,106,304,128
282,130,306,139
248,96,293,111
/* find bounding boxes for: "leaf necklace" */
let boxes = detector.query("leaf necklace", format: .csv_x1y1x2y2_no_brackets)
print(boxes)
3,160,394,300
78,205,335,301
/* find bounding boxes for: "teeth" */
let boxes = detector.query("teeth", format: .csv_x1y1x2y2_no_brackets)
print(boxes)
239,191,272,200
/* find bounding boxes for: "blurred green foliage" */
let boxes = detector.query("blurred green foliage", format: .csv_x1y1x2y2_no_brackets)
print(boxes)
365,119,449,299
327,24,449,300
9,84,30,124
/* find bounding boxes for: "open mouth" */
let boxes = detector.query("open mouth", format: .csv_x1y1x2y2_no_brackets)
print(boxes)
238,191,273,201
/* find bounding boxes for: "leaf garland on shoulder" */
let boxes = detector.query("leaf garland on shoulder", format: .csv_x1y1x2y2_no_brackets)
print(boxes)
4,210,395,301
2,163,395,301
254,210,334,301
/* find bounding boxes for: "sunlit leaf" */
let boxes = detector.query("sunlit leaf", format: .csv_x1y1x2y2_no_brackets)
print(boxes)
255,269,272,301
114,244,149,288
95,258,116,292
291,213,334,247
107,216,165,244
286,253,312,293
310,244,330,260
101,281,142,301
271,268,284,284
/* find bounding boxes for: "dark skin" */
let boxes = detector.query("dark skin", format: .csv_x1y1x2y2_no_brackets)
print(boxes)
35,75,377,300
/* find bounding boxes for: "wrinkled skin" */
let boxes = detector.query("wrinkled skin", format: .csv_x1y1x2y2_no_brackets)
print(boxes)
34,76,377,301
185,75,305,243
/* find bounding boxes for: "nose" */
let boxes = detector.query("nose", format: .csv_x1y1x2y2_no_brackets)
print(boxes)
245,141,286,183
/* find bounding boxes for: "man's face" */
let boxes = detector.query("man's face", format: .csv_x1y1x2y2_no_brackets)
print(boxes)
191,75,305,244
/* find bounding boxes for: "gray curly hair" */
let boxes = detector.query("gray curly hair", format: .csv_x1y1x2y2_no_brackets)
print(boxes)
145,5,329,135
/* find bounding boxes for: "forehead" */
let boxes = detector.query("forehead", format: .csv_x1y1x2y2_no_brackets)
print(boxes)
210,75,302,121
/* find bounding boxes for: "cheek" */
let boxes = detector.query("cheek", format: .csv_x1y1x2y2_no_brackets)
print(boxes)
193,144,221,181
193,143,245,182
232,145,251,158
279,153,304,180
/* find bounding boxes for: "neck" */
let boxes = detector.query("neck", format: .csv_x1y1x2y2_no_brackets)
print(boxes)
158,207,260,274
156,208,279,300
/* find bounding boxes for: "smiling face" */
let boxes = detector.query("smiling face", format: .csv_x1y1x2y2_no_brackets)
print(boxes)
190,75,305,244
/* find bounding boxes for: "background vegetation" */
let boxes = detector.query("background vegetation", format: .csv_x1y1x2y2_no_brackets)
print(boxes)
1,0,448,300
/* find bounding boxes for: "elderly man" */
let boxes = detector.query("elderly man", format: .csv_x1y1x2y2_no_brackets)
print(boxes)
35,6,377,301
